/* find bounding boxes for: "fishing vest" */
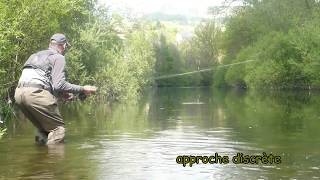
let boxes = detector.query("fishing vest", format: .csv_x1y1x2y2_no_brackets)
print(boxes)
23,49,57,86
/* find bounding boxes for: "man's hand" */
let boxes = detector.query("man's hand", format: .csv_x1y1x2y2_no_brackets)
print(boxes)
62,92,74,101
83,85,97,95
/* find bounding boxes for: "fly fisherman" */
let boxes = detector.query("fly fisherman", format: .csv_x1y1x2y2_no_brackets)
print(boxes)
14,33,97,145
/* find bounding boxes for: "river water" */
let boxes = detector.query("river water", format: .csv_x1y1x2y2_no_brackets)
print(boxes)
1,87,320,179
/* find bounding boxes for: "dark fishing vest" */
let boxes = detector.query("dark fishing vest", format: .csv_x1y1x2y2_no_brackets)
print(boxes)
23,49,57,88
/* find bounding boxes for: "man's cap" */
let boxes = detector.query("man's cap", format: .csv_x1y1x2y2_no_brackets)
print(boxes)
50,33,71,46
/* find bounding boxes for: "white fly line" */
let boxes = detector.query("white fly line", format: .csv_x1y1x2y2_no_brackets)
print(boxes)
154,59,258,80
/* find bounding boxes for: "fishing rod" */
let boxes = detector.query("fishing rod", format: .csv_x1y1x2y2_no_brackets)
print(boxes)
153,59,258,80
59,59,257,101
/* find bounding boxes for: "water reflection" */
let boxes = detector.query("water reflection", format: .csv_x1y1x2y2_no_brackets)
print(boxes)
1,88,320,179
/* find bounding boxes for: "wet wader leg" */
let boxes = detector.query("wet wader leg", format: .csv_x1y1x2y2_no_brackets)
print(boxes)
26,89,65,145
15,88,48,144
15,87,65,144
17,104,49,144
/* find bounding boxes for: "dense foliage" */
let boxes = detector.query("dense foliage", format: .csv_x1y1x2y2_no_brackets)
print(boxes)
0,0,156,123
0,0,93,125
216,0,320,89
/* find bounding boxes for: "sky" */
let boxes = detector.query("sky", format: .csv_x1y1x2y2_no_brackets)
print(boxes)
98,0,237,18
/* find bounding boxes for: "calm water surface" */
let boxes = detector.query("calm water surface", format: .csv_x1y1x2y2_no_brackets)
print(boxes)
1,88,320,179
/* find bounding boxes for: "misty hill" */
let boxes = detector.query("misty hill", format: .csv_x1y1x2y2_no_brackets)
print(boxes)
143,12,203,24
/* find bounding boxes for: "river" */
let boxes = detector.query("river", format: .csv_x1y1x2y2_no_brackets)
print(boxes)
1,87,320,179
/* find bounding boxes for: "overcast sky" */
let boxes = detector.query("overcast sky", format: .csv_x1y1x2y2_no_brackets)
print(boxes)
98,0,237,18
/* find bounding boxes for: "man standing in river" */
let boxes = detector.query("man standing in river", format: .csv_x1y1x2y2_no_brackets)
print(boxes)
14,33,97,145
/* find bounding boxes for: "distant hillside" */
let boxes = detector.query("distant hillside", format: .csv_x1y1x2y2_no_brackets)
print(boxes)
143,12,203,24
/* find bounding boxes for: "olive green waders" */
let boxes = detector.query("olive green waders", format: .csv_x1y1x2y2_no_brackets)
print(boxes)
14,87,65,144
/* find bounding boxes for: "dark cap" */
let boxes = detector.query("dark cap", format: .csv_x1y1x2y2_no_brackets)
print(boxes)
50,33,71,46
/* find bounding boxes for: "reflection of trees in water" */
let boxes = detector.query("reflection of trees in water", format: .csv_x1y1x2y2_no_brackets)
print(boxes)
6,88,320,179
147,87,230,130
44,88,320,152
55,87,229,138
147,87,186,130
17,144,98,179
222,89,320,147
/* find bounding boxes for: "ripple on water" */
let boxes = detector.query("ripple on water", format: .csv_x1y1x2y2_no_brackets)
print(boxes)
80,127,264,180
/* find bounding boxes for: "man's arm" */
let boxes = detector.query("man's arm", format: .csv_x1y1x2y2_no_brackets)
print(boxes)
51,55,84,93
